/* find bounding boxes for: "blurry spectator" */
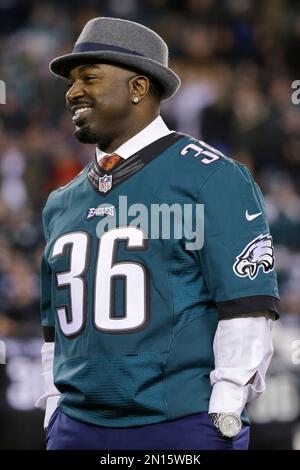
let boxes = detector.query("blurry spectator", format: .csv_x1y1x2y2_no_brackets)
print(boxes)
264,172,300,251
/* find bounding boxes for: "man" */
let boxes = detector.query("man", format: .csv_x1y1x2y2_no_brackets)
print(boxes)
36,17,279,450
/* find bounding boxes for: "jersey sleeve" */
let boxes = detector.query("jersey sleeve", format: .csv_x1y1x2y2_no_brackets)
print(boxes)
40,208,55,341
197,161,280,319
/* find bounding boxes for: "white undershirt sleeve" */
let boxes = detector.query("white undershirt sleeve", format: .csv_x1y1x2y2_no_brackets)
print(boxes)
35,342,61,429
208,313,274,415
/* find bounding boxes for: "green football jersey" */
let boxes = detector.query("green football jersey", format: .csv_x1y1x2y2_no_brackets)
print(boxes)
41,132,279,427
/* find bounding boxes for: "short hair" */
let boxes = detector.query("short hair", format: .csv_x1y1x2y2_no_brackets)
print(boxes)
149,77,163,101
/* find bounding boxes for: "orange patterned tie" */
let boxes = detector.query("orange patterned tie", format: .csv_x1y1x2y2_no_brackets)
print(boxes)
98,153,124,171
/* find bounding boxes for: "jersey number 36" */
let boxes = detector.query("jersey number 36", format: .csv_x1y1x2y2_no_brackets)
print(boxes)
51,227,149,336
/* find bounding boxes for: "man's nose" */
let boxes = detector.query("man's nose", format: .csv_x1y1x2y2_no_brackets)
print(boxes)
66,80,85,103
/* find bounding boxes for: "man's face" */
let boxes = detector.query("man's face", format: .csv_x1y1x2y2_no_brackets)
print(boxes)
66,63,137,146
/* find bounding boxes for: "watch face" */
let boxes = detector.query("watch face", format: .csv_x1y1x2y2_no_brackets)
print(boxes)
219,414,242,438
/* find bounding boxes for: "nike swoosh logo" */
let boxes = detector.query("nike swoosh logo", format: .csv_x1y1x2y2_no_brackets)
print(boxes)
246,210,262,221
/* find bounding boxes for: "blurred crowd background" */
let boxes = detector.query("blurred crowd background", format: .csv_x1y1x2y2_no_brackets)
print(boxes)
0,0,300,449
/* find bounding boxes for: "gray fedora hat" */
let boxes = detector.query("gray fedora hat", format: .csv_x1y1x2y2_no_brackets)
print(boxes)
50,17,181,100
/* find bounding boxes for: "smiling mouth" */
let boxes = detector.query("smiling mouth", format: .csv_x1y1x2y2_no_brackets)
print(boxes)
72,106,93,125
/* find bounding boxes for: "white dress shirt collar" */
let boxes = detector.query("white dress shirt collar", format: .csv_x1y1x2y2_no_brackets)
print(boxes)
96,115,172,162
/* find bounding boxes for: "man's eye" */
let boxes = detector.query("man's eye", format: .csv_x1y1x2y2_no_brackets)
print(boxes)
84,76,97,81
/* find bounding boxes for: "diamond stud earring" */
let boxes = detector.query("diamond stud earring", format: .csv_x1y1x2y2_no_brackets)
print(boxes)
131,96,139,104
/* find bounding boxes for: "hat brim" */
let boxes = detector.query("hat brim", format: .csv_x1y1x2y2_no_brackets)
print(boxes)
49,50,181,100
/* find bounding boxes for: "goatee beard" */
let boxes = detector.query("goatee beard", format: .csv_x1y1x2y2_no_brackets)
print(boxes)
74,126,99,144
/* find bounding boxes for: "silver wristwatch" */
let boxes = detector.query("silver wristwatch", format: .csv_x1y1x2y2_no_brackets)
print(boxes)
209,413,242,438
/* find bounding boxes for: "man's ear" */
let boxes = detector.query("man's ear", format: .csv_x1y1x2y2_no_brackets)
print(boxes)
129,75,150,100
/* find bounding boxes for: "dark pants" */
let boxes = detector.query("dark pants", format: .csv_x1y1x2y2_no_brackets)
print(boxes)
46,408,250,450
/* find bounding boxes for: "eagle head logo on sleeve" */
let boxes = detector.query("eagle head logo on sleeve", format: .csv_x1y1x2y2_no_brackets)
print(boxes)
233,234,275,280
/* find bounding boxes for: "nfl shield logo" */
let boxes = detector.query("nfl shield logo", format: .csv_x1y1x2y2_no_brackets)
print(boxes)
99,174,112,193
